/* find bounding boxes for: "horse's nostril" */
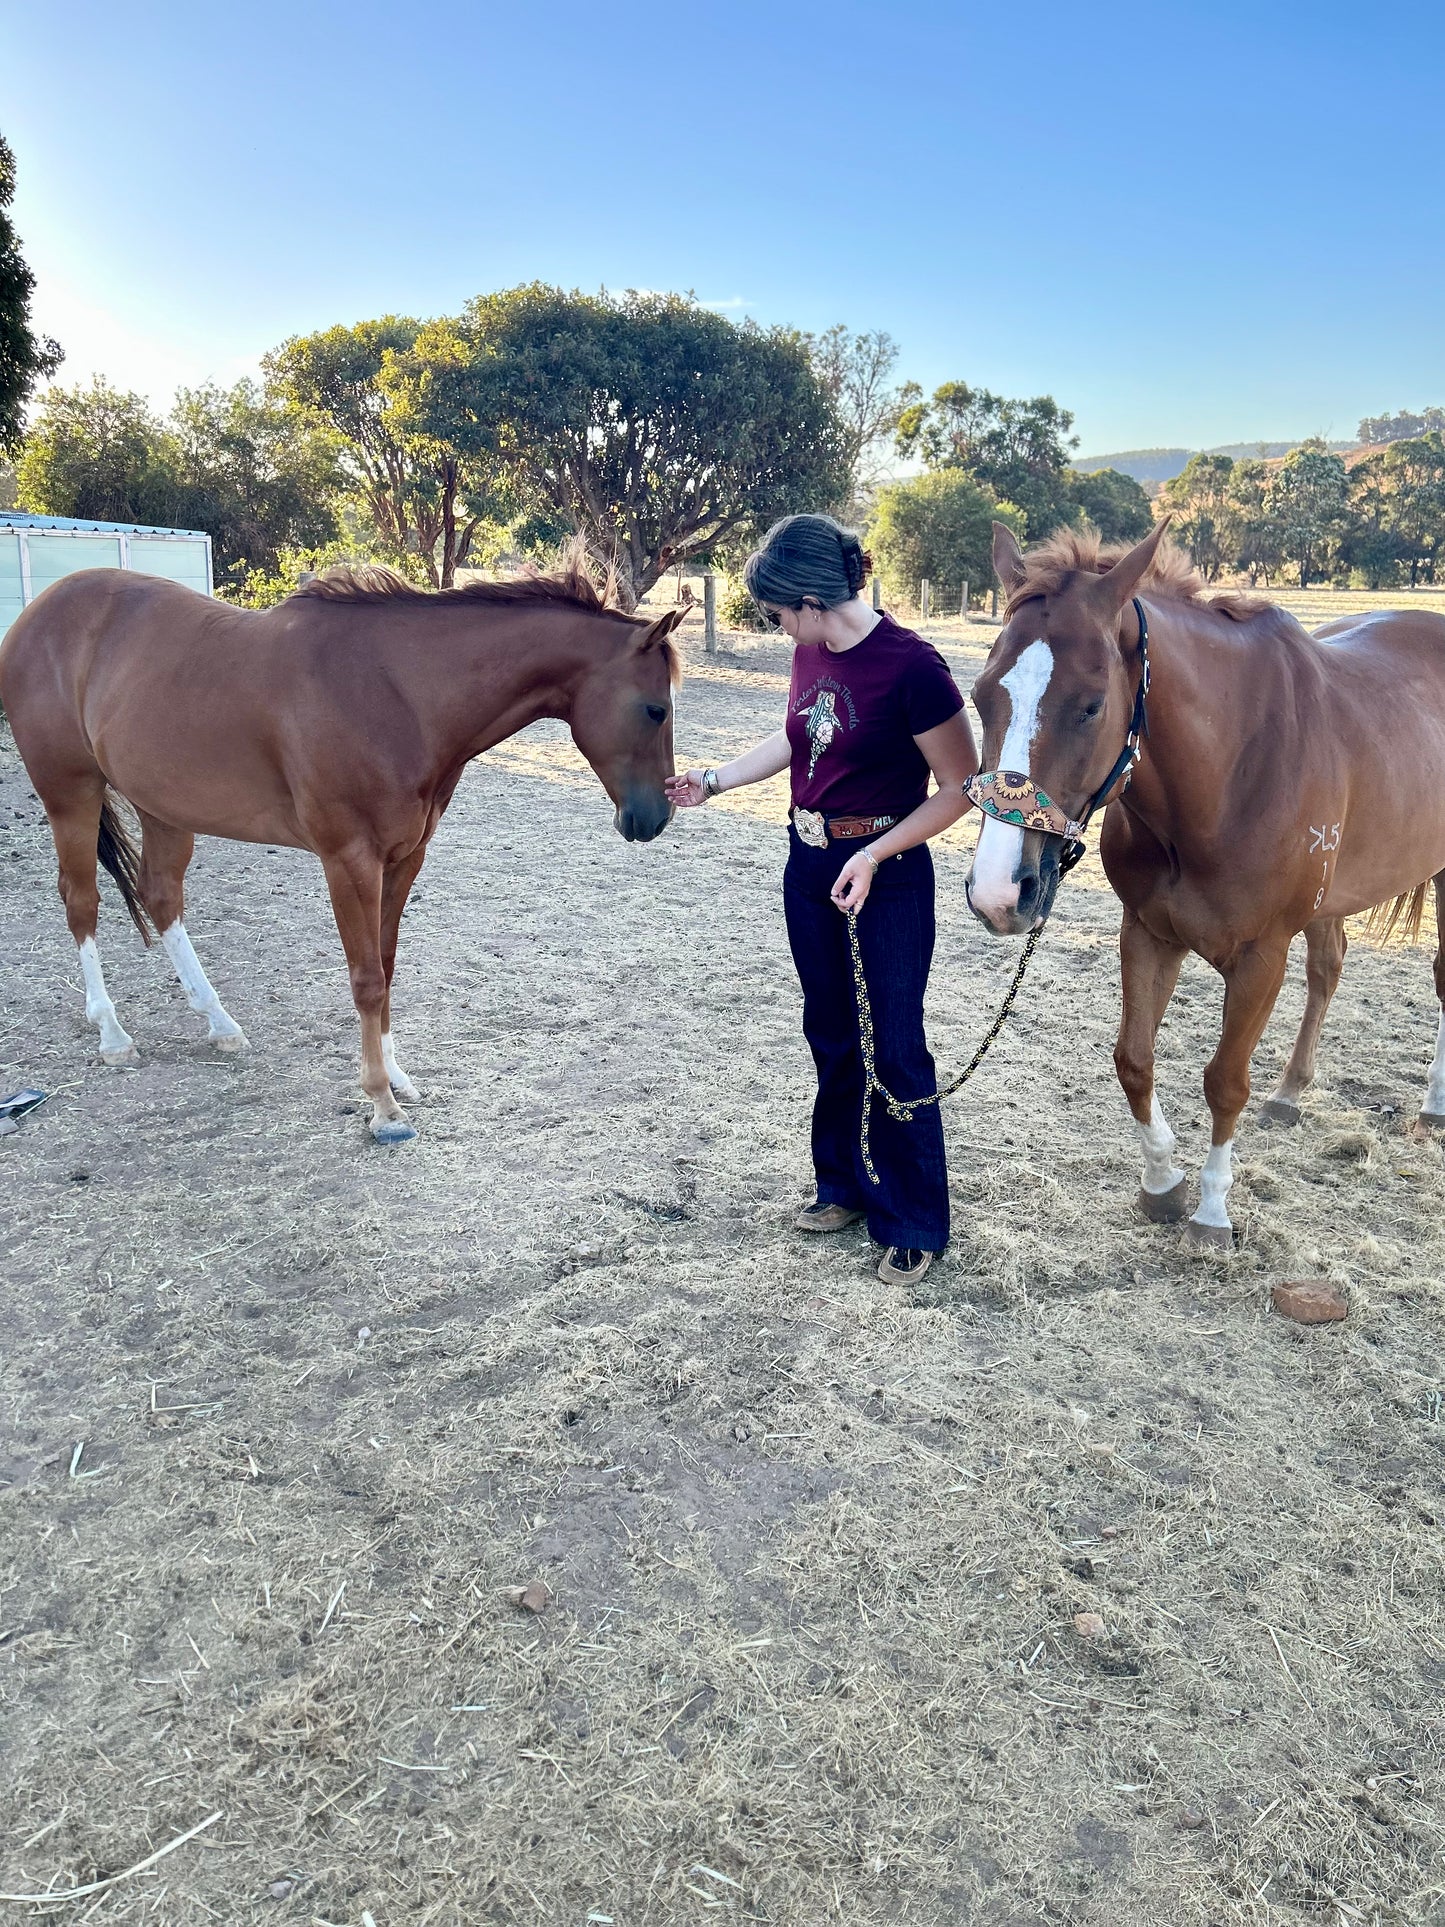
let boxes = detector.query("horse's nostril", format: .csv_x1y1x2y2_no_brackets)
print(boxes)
1016,872,1040,917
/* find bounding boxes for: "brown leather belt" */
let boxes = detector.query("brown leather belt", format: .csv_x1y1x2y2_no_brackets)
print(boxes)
791,808,897,848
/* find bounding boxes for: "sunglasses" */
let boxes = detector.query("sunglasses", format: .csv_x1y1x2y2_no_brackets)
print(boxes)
759,598,820,628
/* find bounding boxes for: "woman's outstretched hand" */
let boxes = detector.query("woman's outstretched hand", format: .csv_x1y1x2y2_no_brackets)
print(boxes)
665,769,708,809
831,851,876,914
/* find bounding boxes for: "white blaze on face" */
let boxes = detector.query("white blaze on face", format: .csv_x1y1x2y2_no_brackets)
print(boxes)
969,639,1054,925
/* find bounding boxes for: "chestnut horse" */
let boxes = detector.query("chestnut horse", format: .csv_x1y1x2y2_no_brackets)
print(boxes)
0,554,680,1143
966,519,1445,1246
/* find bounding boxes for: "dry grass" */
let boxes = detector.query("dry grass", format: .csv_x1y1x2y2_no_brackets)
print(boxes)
1,605,1444,1925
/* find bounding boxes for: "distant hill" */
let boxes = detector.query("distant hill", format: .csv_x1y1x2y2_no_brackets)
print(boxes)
1075,441,1355,485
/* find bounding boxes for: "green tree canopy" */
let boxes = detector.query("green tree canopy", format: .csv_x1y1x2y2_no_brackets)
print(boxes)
1163,452,1237,580
16,379,171,524
1272,440,1348,588
17,376,342,584
894,381,1079,538
1360,434,1445,586
169,379,341,578
0,133,62,454
1226,458,1285,586
1066,466,1153,543
1358,407,1445,447
803,324,911,514
422,285,849,606
867,470,1021,608
266,317,496,587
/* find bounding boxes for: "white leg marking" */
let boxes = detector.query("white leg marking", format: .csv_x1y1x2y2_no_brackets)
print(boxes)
78,936,137,1063
1191,1141,1235,1230
160,922,247,1049
381,1031,420,1102
969,640,1054,925
1425,1011,1445,1115
1137,1093,1185,1194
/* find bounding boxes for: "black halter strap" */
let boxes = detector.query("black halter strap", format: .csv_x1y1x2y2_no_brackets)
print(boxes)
1058,597,1151,874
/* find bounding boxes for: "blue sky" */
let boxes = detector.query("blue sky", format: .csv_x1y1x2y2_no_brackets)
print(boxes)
4,0,1442,456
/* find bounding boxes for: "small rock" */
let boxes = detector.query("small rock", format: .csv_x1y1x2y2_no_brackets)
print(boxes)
1272,1279,1349,1325
504,1580,553,1613
269,1877,295,1900
733,1422,751,1442
1100,1525,1119,1540
1072,1611,1107,1639
1179,1809,1206,1830
571,1242,602,1263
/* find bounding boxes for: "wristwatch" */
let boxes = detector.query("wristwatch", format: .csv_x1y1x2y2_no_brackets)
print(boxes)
702,768,721,799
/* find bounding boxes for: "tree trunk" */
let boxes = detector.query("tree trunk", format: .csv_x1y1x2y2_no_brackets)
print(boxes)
439,468,458,590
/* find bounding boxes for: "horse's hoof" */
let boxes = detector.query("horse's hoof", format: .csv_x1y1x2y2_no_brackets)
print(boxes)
211,1030,249,1054
1261,1097,1301,1127
101,1045,140,1067
1184,1219,1233,1251
1417,1111,1445,1132
1138,1178,1189,1223
371,1118,418,1146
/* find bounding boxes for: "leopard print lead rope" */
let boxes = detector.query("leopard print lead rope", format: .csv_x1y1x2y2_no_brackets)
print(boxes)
846,909,1042,1185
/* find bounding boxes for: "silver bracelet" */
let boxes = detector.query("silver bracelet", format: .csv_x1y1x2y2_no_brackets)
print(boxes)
702,768,721,799
862,847,880,873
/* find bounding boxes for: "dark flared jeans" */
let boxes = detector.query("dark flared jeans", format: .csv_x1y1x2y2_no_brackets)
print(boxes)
783,827,950,1252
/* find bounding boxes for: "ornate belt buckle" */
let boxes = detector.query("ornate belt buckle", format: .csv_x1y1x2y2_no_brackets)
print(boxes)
793,808,828,849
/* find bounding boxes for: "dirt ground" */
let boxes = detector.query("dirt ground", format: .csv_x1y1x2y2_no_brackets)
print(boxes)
2,590,1444,1926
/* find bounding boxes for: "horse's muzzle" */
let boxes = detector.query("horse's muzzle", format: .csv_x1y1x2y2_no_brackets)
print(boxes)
966,833,1062,935
616,794,674,843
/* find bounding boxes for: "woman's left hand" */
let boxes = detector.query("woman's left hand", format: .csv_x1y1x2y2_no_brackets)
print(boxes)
831,850,877,913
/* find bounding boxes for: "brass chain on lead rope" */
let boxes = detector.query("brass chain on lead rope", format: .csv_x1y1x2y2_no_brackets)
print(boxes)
846,908,1042,1185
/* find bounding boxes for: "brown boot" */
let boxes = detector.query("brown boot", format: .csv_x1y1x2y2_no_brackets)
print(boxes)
793,1201,865,1233
877,1246,934,1285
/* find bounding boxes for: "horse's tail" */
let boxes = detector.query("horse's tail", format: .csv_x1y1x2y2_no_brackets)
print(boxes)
97,790,153,945
1363,879,1431,945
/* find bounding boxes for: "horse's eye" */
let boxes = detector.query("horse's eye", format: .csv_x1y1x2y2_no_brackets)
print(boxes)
1079,700,1103,724
645,704,668,725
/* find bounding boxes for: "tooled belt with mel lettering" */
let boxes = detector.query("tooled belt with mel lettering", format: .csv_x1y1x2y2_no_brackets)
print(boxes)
790,809,897,849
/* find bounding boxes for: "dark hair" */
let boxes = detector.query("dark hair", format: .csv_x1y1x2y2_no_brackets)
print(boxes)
742,513,872,611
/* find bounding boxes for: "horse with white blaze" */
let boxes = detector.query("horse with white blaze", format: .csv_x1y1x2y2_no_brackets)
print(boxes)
966,518,1445,1247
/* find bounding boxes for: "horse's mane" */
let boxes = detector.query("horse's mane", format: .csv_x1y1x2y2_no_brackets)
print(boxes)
291,538,626,616
287,539,682,684
1005,528,1268,622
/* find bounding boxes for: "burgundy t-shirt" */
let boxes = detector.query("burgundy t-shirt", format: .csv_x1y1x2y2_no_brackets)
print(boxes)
786,613,965,815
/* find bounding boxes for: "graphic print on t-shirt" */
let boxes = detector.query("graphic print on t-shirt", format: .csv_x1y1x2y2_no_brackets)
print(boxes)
794,675,859,781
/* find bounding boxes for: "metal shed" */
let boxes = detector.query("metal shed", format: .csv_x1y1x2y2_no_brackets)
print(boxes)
0,512,214,642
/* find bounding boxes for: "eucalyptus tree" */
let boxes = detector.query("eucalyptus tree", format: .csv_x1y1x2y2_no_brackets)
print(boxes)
406,285,849,607
0,132,61,452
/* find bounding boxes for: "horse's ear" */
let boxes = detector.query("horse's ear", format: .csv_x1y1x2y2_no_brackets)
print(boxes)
1088,515,1173,617
992,521,1027,594
636,609,684,648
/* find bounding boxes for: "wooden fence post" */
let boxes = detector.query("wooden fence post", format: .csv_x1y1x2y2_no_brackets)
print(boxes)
871,575,882,611
960,580,969,617
990,585,999,619
920,578,931,620
703,572,717,654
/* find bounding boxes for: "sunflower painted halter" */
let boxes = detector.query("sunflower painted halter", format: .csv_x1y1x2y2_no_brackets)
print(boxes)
962,598,1151,874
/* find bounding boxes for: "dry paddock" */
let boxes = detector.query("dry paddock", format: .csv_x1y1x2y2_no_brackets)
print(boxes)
2,593,1444,1927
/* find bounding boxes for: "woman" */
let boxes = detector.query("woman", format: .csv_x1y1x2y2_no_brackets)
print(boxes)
666,514,977,1286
